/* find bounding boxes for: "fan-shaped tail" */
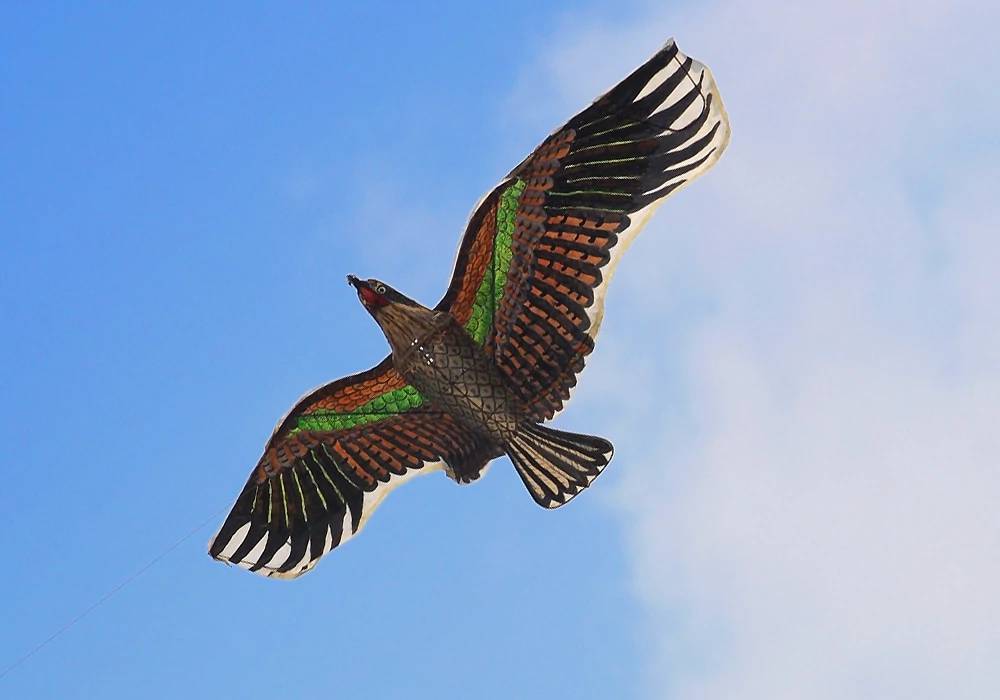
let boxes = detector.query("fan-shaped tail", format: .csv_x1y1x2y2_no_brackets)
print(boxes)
506,423,613,508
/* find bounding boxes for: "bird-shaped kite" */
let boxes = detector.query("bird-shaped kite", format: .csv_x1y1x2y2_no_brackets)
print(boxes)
210,39,730,577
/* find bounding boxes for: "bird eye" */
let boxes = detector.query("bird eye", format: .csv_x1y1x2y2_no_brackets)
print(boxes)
375,284,387,295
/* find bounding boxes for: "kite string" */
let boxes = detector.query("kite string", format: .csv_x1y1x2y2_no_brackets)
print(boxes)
0,506,226,682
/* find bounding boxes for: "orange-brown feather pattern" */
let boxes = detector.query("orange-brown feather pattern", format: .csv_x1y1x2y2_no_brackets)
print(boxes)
301,368,407,414
447,199,498,326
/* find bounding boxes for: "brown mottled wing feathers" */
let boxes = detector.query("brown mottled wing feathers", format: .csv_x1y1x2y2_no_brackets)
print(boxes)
435,184,506,326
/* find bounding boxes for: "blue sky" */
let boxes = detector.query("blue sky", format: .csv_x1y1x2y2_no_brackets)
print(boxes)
4,2,1000,699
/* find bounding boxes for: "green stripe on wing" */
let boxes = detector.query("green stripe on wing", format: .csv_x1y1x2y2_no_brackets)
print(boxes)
463,178,526,345
293,385,425,433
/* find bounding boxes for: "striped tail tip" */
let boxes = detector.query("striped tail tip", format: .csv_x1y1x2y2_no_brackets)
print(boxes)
506,423,613,509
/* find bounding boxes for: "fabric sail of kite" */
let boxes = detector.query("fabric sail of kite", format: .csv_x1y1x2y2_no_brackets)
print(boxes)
209,38,731,578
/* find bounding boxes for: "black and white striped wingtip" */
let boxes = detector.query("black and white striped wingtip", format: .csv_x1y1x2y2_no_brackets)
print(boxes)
208,462,443,579
580,38,731,334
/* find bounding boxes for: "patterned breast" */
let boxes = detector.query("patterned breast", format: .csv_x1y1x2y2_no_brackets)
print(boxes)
399,318,522,442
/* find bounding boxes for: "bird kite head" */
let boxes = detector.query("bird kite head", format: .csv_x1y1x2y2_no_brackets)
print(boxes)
347,274,389,310
347,275,418,314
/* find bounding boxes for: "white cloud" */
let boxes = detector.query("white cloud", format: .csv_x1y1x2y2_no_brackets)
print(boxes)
512,1,1000,697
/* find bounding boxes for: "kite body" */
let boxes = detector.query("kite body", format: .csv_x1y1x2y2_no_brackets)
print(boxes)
210,38,731,578
346,276,612,495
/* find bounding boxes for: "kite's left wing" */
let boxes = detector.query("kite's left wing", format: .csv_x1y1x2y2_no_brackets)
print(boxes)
209,357,496,578
439,39,730,420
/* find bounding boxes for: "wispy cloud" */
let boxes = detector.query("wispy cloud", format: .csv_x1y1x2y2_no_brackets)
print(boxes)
512,1,1000,697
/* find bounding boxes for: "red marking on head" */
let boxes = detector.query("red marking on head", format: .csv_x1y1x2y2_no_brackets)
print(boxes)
359,285,387,308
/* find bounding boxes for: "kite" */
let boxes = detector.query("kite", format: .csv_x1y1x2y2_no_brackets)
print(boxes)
209,38,731,577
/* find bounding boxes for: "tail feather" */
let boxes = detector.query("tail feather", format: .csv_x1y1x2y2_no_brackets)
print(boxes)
506,423,613,508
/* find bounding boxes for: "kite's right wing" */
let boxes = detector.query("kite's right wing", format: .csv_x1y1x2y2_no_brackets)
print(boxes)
438,39,730,420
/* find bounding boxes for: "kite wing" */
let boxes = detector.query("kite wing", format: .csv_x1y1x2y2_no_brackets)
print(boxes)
439,39,730,420
209,357,493,578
